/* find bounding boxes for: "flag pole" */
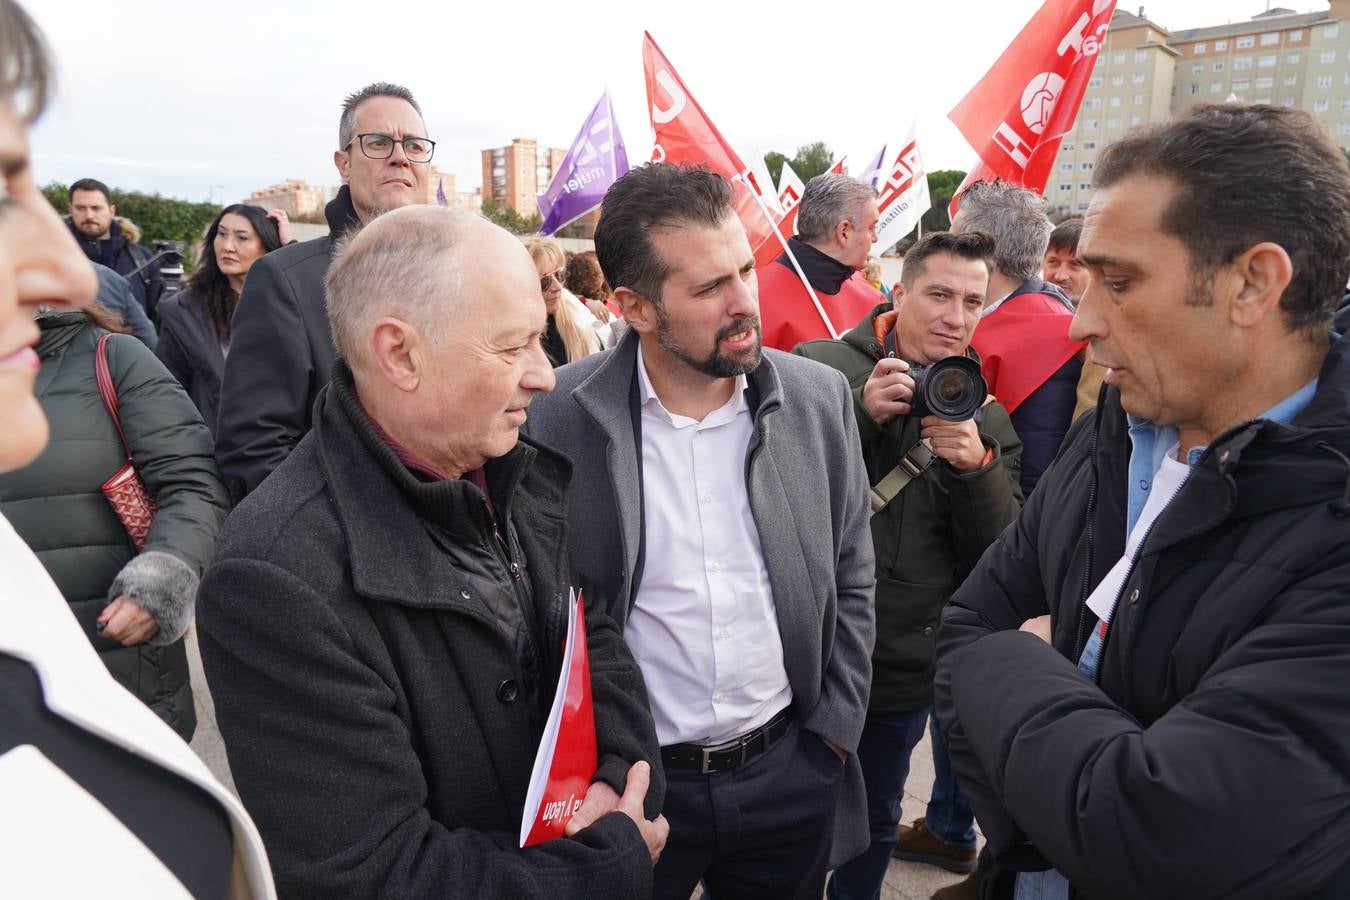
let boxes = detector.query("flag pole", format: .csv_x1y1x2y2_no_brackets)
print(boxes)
741,177,839,340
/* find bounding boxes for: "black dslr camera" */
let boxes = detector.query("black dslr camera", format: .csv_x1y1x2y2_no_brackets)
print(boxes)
908,356,987,421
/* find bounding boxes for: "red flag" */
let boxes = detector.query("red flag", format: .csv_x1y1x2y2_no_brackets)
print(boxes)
949,0,1117,212
643,32,783,259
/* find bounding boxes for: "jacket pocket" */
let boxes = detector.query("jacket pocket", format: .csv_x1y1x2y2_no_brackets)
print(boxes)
871,575,948,700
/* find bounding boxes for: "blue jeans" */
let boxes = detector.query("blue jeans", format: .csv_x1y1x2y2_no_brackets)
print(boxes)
925,709,977,850
825,708,930,900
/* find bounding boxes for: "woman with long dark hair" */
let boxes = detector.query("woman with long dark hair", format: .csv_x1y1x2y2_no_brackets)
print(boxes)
156,203,286,433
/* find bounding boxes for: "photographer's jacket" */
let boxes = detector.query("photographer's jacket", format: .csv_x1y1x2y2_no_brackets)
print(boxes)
935,336,1350,899
795,303,1023,712
198,362,663,899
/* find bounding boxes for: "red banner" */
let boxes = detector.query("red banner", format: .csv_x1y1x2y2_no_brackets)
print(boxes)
949,0,1117,209
643,32,784,260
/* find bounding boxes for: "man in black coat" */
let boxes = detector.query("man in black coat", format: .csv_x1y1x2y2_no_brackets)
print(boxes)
67,178,164,320
213,81,433,503
198,205,667,898
936,104,1350,899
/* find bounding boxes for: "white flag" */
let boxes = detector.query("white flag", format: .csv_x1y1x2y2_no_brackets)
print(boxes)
777,161,806,213
873,123,931,253
748,152,784,216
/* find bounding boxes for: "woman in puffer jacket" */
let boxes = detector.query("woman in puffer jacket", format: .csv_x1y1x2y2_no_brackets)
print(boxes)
0,304,229,739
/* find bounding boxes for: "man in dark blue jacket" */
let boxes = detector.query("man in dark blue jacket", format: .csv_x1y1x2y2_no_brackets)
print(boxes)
67,178,164,320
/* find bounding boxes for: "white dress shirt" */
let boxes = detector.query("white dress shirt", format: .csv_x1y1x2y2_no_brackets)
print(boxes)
625,345,793,746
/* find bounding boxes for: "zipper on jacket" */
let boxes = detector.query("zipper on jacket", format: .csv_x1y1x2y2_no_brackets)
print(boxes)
1072,407,1103,661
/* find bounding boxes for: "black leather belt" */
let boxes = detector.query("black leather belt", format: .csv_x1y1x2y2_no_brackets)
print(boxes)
661,707,794,774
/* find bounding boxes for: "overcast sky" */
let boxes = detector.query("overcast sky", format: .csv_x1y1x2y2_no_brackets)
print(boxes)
27,0,1322,204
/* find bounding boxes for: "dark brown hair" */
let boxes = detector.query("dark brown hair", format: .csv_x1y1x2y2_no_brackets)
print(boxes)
565,250,610,301
900,230,996,288
1094,104,1350,337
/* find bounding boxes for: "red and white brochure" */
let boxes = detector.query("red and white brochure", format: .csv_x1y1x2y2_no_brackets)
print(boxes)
519,589,598,847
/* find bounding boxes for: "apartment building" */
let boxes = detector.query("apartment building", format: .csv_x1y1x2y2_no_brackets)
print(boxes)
480,138,567,219
1051,2,1350,216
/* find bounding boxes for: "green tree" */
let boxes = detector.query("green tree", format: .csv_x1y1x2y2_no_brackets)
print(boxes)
763,150,789,186
481,200,542,236
44,181,220,269
790,142,834,181
920,168,967,234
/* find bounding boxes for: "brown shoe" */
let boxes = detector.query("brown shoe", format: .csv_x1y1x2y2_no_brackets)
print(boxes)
893,817,977,873
931,872,978,900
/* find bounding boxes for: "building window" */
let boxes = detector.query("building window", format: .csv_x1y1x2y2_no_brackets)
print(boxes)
1234,58,1252,70
1132,94,1144,105
1325,24,1340,38
1060,162,1073,172
1089,76,1103,87
1133,71,1146,83
1134,50,1148,62
1191,83,1201,94
1344,72,1350,86
1283,96,1295,106
1081,161,1094,170
1232,79,1250,91
1062,142,1075,151
1059,184,1072,192
1195,42,1206,54
1342,97,1350,110
1255,77,1273,89
1113,52,1126,64
1322,51,1337,63
1339,122,1350,135
1077,202,1090,211
1287,53,1300,64
1319,75,1333,88
1109,96,1121,107
1214,61,1227,72
1080,183,1093,191
1257,55,1276,67
1215,39,1229,51
1260,32,1280,46
1111,73,1125,85
1288,30,1302,42
1284,75,1298,86
1083,141,1097,149
1084,119,1100,129
1107,117,1120,129
1129,115,1142,125
1211,82,1223,93
1192,63,1203,75
1085,98,1101,109
1236,36,1255,49
1315,99,1330,111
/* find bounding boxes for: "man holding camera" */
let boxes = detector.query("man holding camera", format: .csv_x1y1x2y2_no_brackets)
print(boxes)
794,230,1023,900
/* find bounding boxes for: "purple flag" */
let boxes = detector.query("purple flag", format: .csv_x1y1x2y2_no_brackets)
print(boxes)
436,178,447,206
861,144,888,189
537,91,629,235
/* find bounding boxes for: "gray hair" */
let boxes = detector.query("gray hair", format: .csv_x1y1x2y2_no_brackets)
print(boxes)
953,181,1052,281
338,82,423,150
325,205,468,371
0,0,53,123
796,174,876,244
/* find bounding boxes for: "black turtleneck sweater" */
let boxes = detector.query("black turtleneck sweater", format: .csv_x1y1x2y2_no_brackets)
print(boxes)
776,237,857,295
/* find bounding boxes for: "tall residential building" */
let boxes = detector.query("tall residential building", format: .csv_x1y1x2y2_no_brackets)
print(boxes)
480,138,567,219
1050,2,1350,216
244,179,330,220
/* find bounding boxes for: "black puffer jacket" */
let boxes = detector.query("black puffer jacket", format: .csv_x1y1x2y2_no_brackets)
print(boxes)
0,311,230,739
199,362,662,898
794,303,1023,711
935,335,1350,899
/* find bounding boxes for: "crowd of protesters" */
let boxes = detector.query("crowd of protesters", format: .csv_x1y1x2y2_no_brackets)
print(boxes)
3,0,1350,898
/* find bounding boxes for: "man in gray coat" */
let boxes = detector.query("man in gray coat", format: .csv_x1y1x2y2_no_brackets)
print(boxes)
526,163,876,900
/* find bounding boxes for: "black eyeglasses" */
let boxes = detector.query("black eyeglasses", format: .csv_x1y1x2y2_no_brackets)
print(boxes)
539,268,566,291
345,132,436,163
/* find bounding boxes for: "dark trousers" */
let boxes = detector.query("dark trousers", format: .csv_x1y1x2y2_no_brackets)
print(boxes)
654,719,845,900
925,709,977,850
825,708,930,900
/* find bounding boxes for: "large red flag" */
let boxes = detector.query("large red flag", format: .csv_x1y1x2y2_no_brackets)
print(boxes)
643,32,782,259
949,0,1117,211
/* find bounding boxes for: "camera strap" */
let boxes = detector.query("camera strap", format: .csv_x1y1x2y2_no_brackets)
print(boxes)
869,439,935,516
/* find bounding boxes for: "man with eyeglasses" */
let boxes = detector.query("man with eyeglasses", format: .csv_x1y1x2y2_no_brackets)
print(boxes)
215,81,436,502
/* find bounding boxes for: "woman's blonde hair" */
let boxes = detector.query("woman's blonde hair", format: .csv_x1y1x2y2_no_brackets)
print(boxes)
523,236,598,364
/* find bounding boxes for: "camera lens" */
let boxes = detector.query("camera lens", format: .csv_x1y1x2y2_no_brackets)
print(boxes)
918,357,987,420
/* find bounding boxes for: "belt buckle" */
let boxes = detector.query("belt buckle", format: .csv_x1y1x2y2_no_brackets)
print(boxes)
699,735,749,774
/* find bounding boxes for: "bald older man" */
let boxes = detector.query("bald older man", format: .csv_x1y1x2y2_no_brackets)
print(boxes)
197,206,667,899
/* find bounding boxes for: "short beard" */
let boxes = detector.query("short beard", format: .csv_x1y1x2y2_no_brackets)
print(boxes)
655,309,763,378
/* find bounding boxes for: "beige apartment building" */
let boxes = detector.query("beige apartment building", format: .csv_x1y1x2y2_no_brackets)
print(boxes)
244,179,330,220
481,138,567,219
1052,2,1350,217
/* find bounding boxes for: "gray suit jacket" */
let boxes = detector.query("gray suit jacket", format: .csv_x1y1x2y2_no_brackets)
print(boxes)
525,329,876,867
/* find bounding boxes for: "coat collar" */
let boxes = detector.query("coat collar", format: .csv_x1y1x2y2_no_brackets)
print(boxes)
314,361,570,613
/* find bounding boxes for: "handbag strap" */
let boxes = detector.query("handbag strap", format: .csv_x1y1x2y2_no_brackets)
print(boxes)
94,333,133,460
